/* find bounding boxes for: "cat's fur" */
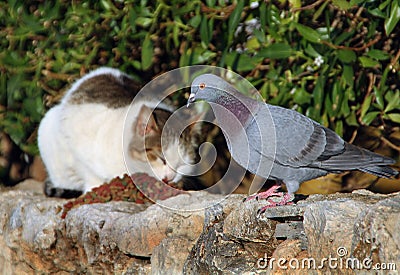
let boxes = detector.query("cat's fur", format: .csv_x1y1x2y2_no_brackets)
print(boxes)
38,67,199,197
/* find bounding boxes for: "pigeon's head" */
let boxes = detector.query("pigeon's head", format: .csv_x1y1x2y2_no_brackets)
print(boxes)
187,74,231,107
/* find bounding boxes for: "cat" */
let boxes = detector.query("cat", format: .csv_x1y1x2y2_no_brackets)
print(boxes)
38,67,200,197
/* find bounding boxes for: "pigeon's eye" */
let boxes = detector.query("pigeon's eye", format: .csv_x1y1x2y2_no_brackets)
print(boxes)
199,83,206,89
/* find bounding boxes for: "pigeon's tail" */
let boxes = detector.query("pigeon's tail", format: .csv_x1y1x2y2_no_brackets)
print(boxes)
319,143,398,178
359,165,398,178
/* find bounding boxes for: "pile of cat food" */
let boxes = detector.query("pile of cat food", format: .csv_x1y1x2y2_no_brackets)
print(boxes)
61,173,184,219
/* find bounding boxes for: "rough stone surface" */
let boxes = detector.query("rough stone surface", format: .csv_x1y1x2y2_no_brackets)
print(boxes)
302,190,400,274
351,191,400,270
1,180,400,274
0,183,233,274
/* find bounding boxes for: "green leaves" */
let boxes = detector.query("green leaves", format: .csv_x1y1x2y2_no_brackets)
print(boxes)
141,35,153,71
293,23,322,43
337,50,357,63
135,17,153,28
367,0,399,35
293,88,312,105
367,49,390,61
179,46,217,67
228,1,244,44
358,49,389,70
332,0,353,10
385,0,400,35
359,89,400,126
200,15,213,47
359,56,380,68
384,90,400,113
387,113,400,123
361,94,373,119
311,76,325,119
225,52,262,72
1,0,399,166
342,65,354,87
257,43,293,59
362,111,380,125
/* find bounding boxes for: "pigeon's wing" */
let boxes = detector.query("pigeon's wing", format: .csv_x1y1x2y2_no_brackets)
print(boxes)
316,142,396,175
248,104,397,177
247,104,345,168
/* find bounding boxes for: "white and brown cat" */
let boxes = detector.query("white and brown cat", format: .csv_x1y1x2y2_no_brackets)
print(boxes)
38,67,200,197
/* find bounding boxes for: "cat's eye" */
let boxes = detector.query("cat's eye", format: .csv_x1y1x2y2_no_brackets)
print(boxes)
156,152,166,165
160,157,166,165
149,149,166,165
199,83,206,89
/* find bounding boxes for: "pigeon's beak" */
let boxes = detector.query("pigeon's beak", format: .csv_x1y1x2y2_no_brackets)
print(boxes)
186,92,196,107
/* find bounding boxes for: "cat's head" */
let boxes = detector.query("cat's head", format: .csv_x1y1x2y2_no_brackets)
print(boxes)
129,104,200,183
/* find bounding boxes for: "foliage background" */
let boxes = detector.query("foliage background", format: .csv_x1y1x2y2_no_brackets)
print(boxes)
1,0,399,190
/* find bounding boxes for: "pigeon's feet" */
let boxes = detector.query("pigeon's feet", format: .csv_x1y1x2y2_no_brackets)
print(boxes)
257,193,294,214
243,184,283,202
243,184,295,213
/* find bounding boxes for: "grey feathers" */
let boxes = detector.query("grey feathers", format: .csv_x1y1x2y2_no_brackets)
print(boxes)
188,74,398,193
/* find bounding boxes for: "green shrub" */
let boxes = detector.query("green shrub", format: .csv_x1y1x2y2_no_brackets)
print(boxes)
0,0,399,184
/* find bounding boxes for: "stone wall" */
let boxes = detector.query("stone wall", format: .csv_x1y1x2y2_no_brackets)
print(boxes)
0,181,399,274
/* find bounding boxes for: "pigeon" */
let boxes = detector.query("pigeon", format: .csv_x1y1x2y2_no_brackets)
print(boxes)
187,74,398,208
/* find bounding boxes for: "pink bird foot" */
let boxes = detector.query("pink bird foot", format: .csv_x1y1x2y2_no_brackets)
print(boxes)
243,184,284,202
242,183,296,213
257,193,294,214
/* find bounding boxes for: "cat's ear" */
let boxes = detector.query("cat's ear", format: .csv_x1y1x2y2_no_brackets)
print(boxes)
136,105,159,137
